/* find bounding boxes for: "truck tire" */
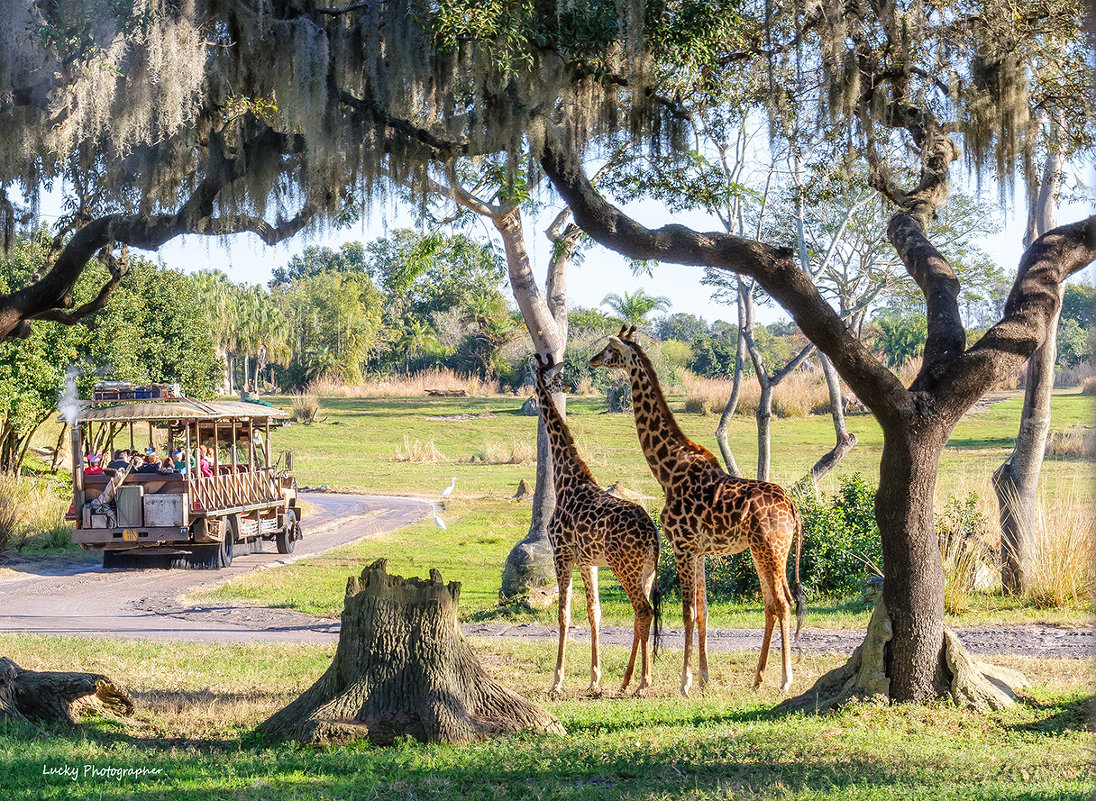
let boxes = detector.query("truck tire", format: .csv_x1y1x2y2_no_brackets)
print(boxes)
276,509,299,554
220,515,238,567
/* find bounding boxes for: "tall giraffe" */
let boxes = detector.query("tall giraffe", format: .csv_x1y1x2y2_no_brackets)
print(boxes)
532,352,662,696
590,327,804,695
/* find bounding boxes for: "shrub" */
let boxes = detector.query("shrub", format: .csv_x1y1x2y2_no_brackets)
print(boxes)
1023,491,1095,608
290,392,320,424
1045,426,1096,459
937,492,995,613
467,438,536,465
394,435,446,463
1082,376,1096,396
605,375,633,413
656,474,882,601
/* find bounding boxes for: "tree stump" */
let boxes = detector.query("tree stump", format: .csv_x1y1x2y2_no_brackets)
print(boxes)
256,560,564,746
774,599,1026,715
0,657,134,725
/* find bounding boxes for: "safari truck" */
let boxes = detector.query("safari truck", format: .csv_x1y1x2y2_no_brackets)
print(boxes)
65,383,302,568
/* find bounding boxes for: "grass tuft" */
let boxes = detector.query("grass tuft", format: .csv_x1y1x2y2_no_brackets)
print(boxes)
394,434,447,463
1023,490,1095,608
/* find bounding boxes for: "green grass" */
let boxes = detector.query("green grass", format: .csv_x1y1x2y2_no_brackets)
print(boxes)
0,634,1090,800
269,389,1093,501
201,388,1093,628
204,496,1093,629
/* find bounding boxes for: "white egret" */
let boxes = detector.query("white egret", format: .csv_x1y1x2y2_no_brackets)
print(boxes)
439,476,457,498
432,504,448,530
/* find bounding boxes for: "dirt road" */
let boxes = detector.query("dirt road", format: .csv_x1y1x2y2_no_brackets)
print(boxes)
0,492,1089,659
0,493,431,642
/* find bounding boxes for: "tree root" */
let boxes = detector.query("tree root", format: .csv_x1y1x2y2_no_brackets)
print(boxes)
0,657,134,725
774,601,1027,714
257,559,564,746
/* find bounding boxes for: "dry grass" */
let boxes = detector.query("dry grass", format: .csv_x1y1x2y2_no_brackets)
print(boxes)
1081,375,1096,395
1045,426,1096,459
393,434,447,464
290,392,320,424
679,369,832,418
466,438,536,465
308,369,503,398
1022,490,1096,608
0,474,72,551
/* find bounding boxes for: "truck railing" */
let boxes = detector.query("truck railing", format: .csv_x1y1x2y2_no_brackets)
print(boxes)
189,468,281,511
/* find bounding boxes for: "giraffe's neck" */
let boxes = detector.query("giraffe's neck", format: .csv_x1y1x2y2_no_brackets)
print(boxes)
626,349,719,488
535,372,596,492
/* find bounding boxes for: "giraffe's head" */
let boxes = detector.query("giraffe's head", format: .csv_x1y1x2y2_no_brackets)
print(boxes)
588,325,639,370
532,352,567,394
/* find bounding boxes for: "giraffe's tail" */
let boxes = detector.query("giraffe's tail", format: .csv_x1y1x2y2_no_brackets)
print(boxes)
791,500,806,660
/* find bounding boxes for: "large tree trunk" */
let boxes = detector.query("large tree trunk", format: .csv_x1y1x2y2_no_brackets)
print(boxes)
257,560,563,745
0,657,133,725
993,150,1063,595
876,425,949,701
494,208,571,600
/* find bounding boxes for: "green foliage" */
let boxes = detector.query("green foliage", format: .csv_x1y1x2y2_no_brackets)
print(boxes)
873,312,928,367
689,332,740,378
1055,318,1089,368
1061,283,1095,329
656,312,709,343
277,272,385,385
657,474,882,601
601,289,671,328
269,242,366,288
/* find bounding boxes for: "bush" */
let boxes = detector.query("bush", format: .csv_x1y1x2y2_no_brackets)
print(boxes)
937,492,995,613
656,474,882,601
605,375,633,413
290,392,320,423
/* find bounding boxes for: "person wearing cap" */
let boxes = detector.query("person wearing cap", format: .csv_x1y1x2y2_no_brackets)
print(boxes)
84,454,105,476
171,448,191,473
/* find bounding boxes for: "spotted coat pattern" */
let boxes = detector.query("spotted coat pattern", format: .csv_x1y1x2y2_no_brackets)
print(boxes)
533,354,661,697
589,329,804,695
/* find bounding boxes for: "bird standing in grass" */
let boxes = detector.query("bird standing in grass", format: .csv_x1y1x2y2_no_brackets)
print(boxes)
432,504,448,530
440,477,456,498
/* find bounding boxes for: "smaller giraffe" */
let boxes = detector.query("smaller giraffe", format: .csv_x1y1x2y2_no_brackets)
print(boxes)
590,327,805,695
532,352,662,696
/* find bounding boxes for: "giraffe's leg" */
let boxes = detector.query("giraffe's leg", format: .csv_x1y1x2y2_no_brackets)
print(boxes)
673,543,697,697
615,563,653,696
550,556,575,697
581,565,602,694
696,553,710,687
636,551,658,692
754,607,776,690
779,589,794,692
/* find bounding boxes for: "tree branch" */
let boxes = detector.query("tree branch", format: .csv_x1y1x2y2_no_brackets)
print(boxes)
539,129,913,426
930,216,1096,419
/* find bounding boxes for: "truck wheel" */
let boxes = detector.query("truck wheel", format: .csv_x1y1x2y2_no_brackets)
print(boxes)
220,516,238,567
276,509,299,554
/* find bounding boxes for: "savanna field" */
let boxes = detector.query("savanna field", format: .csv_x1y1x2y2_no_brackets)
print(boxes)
3,384,1092,800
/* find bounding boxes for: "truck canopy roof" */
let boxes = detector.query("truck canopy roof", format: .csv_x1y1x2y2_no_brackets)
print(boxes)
61,399,289,424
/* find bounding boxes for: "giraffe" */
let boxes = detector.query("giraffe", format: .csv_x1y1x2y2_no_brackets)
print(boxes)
531,352,662,697
589,326,804,696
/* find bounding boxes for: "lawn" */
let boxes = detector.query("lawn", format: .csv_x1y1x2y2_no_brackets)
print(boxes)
203,388,1094,629
1,633,1090,800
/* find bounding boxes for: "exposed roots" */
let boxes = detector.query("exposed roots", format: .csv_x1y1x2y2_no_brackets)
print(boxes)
774,601,1027,715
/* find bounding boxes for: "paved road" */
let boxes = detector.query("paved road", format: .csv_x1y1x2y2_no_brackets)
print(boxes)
0,493,432,643
0,492,1089,659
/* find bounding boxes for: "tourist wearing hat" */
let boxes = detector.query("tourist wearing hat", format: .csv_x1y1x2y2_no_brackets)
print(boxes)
84,454,105,476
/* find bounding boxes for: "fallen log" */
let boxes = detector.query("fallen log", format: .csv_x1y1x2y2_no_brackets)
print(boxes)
0,657,133,725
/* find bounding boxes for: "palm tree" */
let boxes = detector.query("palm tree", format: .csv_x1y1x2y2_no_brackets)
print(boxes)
601,289,671,329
